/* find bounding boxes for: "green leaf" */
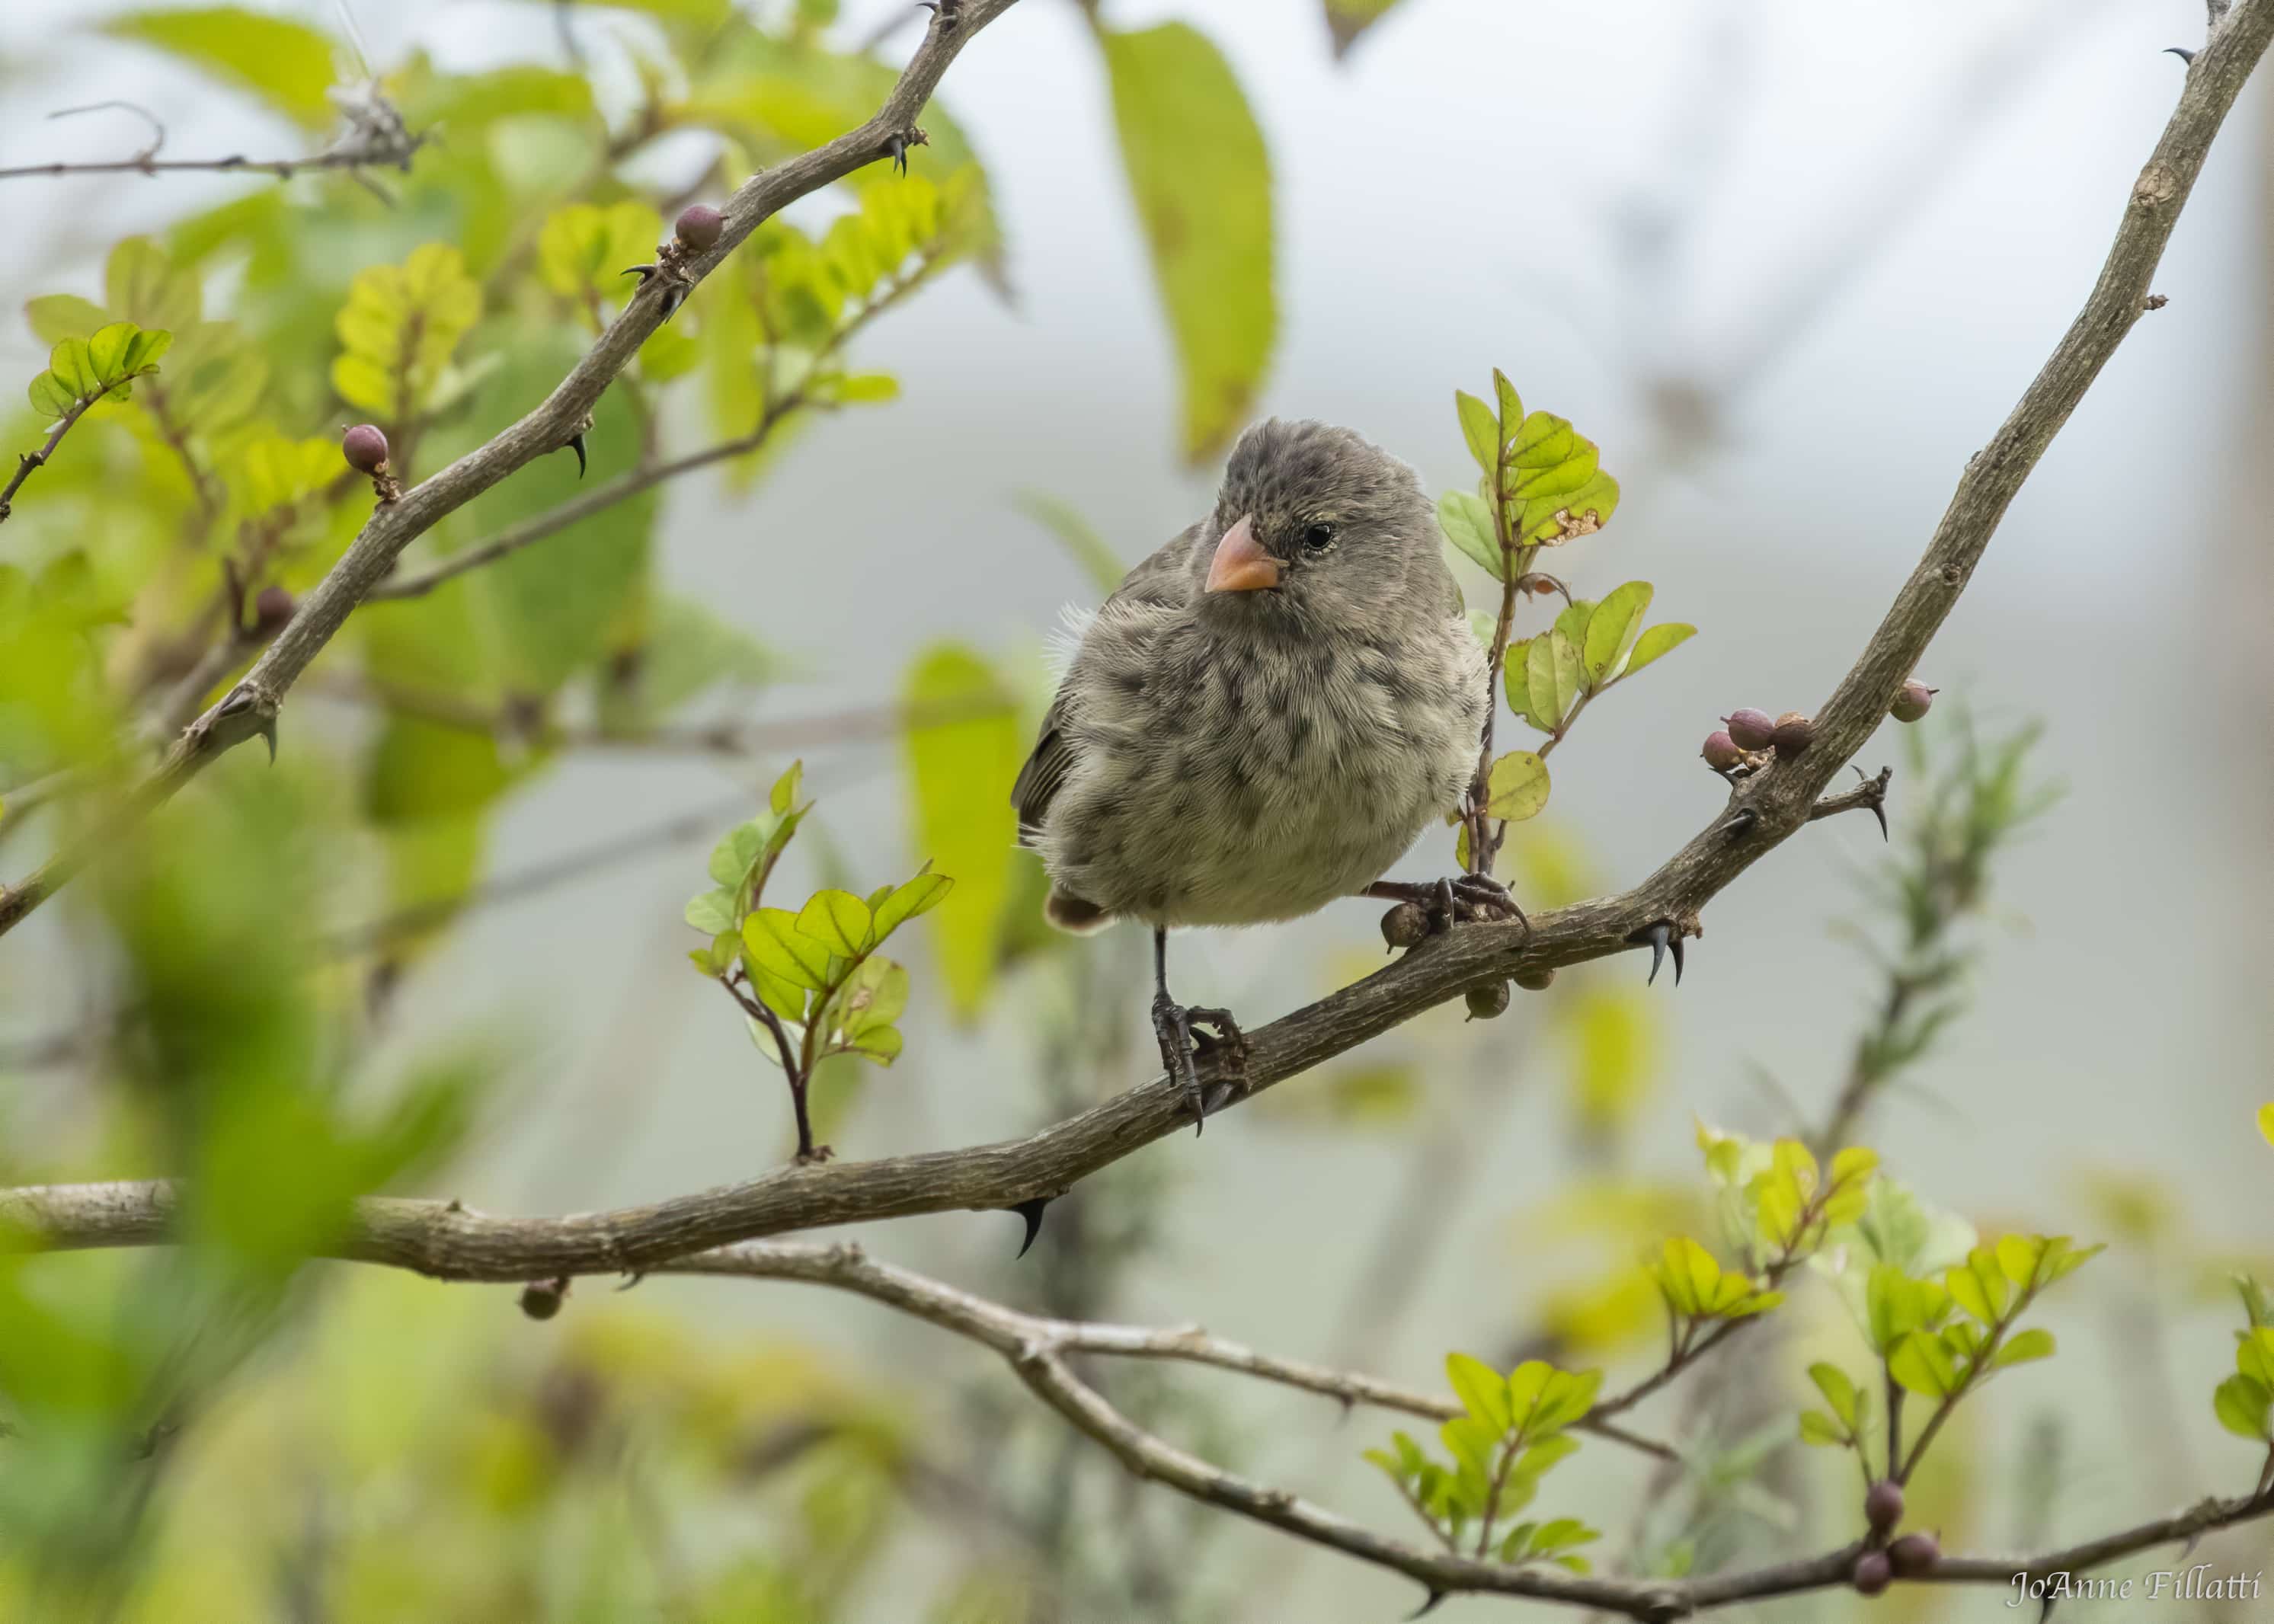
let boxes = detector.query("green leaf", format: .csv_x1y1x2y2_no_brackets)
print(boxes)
1323,0,1407,57
1456,389,1502,475
1492,369,1524,436
106,7,341,129
2237,1326,2274,1388
796,889,875,957
1888,1328,1960,1399
769,761,804,817
1485,751,1550,822
684,888,738,935
537,201,664,304
708,820,771,889
1993,1328,2055,1368
1014,491,1127,597
24,294,110,345
331,243,482,417
1798,1410,1846,1447
1547,628,1581,723
1620,622,1695,679
873,868,954,939
742,907,833,991
1438,490,1503,580
903,644,1020,1017
1806,1363,1859,1431
1445,1353,1510,1433
1525,634,1562,732
1945,1248,2010,1326
2213,1373,2272,1440
1582,582,1652,685
1098,21,1276,465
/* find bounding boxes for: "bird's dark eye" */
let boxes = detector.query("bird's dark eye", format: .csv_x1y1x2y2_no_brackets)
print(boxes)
1299,522,1337,556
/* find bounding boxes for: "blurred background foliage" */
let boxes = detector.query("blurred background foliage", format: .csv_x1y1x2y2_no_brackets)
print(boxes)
2,0,2271,1620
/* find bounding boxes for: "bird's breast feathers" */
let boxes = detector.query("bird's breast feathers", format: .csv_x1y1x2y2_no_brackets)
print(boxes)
1035,608,1484,927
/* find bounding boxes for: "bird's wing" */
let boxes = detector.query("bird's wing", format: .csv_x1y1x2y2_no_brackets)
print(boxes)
1009,523,1205,845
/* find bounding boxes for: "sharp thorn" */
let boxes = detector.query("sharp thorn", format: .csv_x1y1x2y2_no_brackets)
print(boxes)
1669,931,1684,986
1011,1197,1051,1259
621,263,658,283
613,1271,644,1292
660,283,688,321
257,718,277,765
1870,800,1889,842
2164,45,2196,62
1629,921,1671,986
566,431,587,478
1407,1590,1450,1621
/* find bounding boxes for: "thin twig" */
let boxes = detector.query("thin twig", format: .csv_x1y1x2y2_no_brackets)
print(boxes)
0,396,98,525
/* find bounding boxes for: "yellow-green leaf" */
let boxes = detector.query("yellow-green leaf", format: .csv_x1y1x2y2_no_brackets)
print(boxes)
2213,1373,2272,1440
538,201,663,303
903,644,1020,1017
1438,490,1503,580
1806,1363,1859,1431
1582,581,1652,685
1888,1328,1960,1398
1099,22,1276,465
1323,0,1407,56
1992,1328,2055,1368
1446,1352,1510,1432
1486,751,1550,822
332,243,482,417
2258,1102,2273,1148
743,907,832,991
1457,389,1502,475
874,868,953,938
107,7,341,129
795,888,874,957
1620,622,1695,679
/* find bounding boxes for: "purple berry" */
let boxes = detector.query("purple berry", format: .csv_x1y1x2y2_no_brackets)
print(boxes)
1864,1479,1905,1533
1890,679,1937,724
675,203,724,252
1887,1533,1940,1576
1852,1552,1892,1596
252,586,294,634
1701,729,1745,771
1723,708,1776,751
342,424,390,475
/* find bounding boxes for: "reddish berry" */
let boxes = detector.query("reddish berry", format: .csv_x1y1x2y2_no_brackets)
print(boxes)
252,586,294,635
1891,679,1937,723
674,203,724,252
1723,708,1776,751
1887,1533,1940,1576
342,424,390,475
1701,729,1745,771
1864,1479,1905,1533
1852,1552,1892,1596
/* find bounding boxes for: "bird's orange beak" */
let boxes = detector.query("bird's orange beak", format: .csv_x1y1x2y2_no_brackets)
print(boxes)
1204,514,1280,593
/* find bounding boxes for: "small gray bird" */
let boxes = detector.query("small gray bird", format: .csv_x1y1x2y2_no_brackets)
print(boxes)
1012,419,1514,1130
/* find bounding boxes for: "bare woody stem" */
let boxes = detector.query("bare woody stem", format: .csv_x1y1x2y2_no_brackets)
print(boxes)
0,396,98,525
0,144,427,185
0,0,1024,942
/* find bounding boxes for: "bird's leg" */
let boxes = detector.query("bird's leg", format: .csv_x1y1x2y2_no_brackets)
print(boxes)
1150,927,1247,1136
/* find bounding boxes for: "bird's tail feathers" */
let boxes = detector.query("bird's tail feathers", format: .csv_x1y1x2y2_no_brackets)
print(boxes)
1044,887,1114,935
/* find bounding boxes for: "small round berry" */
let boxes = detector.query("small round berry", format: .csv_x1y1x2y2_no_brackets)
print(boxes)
1701,729,1745,771
1723,708,1776,751
1852,1551,1892,1597
1886,1533,1940,1577
1770,711,1815,758
1513,967,1556,992
1864,1479,1905,1533
252,586,295,635
1890,679,1937,724
674,203,724,252
519,1280,567,1320
1381,900,1429,951
1465,980,1511,1021
342,424,390,475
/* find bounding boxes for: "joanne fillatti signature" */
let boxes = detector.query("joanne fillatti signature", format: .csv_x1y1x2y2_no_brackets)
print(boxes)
2007,1565,2264,1606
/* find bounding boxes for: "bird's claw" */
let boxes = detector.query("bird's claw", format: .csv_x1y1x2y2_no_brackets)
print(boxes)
1152,995,1246,1136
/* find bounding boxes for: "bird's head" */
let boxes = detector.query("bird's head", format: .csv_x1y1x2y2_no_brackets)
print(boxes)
1197,419,1437,631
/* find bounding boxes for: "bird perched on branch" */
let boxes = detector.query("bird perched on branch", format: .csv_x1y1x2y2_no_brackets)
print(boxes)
1012,419,1514,1131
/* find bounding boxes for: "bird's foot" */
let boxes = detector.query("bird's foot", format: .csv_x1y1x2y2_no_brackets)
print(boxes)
1368,876,1527,936
1151,995,1248,1135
